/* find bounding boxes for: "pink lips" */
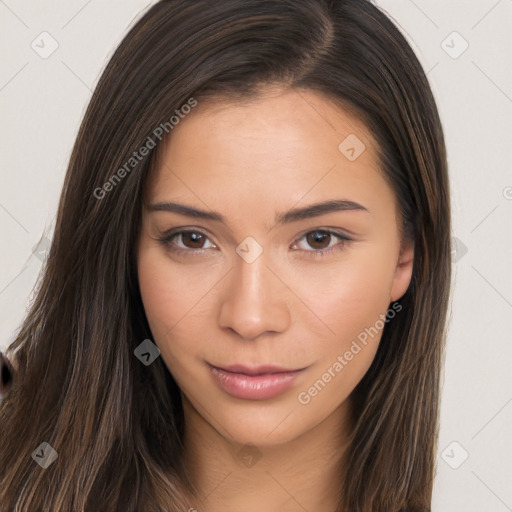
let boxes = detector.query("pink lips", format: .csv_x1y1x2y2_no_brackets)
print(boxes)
208,363,305,400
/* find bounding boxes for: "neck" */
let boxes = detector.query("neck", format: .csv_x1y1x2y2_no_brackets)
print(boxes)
181,395,353,512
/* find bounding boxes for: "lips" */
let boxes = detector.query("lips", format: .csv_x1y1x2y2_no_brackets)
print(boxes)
218,364,302,376
207,362,306,400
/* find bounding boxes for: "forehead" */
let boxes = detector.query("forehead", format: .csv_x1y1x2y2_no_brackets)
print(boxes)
144,87,396,229
161,87,377,158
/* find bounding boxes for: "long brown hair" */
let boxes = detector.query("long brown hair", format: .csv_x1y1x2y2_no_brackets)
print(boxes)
0,1,451,510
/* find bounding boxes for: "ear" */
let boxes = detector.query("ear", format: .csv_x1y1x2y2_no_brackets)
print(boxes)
390,239,414,302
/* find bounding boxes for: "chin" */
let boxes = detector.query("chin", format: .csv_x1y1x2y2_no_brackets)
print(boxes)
211,401,310,447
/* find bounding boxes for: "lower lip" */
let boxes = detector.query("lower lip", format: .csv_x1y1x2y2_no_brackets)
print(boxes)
208,365,304,400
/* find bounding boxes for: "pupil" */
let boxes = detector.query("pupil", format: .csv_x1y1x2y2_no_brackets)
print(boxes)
308,231,329,249
185,232,203,248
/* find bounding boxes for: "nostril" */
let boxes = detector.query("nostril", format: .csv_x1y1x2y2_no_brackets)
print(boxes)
0,352,14,396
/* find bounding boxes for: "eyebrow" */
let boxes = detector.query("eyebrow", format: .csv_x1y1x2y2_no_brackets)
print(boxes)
147,199,369,227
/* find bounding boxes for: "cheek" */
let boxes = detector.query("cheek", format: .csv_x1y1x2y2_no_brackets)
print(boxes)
138,252,177,337
289,250,396,394
290,248,396,341
137,249,220,364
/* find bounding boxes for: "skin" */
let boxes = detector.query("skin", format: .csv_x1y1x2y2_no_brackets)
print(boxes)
137,86,414,512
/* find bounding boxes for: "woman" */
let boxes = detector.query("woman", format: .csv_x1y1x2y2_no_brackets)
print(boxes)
0,0,452,510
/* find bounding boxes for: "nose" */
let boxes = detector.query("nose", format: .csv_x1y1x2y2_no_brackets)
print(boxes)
218,248,291,340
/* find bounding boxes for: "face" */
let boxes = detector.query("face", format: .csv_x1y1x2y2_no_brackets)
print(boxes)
137,87,414,447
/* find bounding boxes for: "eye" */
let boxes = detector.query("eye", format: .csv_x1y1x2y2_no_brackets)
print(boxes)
291,229,351,258
157,229,216,255
157,227,352,258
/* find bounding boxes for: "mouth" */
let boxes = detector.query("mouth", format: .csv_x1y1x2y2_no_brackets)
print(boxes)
207,362,307,400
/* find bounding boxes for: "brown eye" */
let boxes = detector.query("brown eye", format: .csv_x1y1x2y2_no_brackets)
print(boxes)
158,229,216,254
181,231,206,249
293,229,352,258
306,230,332,250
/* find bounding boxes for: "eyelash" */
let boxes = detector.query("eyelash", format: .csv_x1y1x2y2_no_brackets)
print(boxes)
157,228,352,259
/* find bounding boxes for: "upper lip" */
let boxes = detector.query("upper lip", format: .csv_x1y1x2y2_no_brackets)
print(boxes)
209,363,304,376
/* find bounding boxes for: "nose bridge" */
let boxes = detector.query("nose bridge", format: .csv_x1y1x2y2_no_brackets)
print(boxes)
218,242,290,339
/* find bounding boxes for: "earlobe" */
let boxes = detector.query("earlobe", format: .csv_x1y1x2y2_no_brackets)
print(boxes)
390,241,414,302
